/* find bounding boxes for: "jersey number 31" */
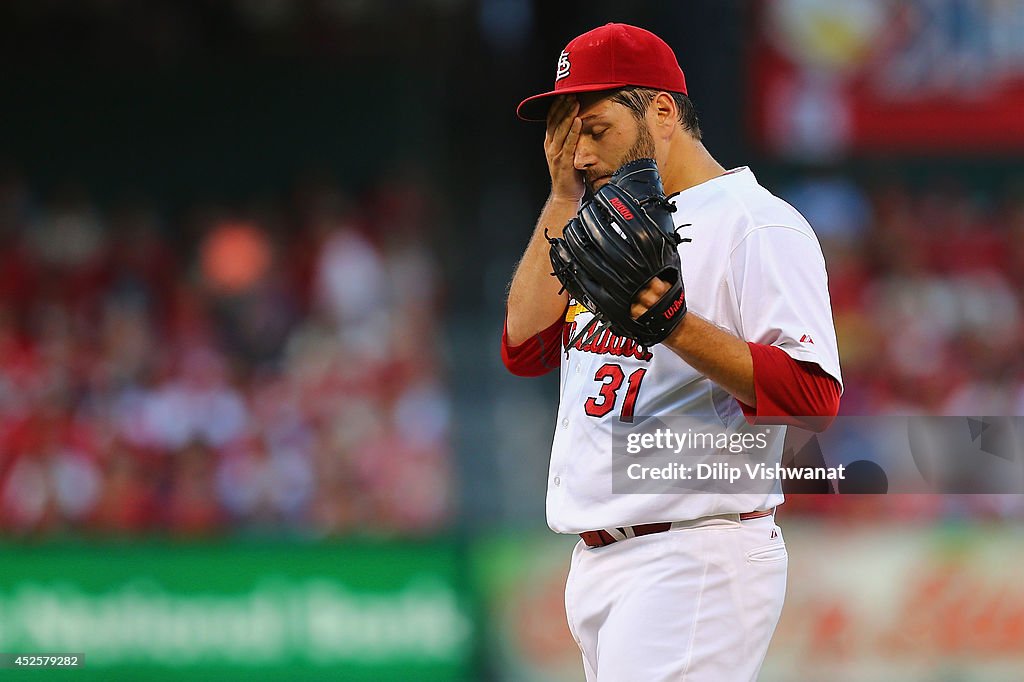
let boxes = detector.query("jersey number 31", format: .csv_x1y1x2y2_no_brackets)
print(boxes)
584,364,647,423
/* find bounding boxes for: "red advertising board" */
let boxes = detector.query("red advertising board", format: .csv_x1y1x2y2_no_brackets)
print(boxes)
750,0,1024,157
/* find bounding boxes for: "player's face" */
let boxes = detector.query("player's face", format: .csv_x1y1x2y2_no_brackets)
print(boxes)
573,93,657,193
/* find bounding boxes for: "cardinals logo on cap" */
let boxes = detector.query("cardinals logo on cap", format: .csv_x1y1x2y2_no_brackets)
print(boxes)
556,50,571,81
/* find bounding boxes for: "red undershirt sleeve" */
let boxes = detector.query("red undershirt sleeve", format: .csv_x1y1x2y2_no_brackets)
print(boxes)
501,312,565,377
737,342,841,432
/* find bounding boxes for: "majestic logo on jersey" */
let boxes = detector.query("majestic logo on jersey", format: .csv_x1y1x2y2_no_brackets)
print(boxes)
563,319,653,362
556,50,571,81
609,197,634,221
800,334,815,344
663,291,685,319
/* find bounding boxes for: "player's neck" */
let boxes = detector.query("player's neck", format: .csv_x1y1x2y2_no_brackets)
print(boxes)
661,138,727,195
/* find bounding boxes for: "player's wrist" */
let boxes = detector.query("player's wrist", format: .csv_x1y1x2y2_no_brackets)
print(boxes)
547,192,582,206
661,310,691,349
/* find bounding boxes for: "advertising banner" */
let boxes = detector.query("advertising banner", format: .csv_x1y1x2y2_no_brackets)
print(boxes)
751,0,1024,157
474,524,1024,682
763,522,1024,681
0,541,475,681
472,534,583,682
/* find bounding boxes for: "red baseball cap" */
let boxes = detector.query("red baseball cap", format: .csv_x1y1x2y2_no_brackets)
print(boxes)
516,23,687,122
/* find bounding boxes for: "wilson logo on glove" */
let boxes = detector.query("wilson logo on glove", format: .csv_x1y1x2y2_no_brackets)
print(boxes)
609,197,634,221
663,291,685,319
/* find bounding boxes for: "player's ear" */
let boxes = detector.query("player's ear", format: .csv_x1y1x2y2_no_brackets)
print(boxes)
651,92,677,130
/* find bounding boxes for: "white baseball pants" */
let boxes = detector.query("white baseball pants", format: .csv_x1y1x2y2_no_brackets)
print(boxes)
564,514,787,681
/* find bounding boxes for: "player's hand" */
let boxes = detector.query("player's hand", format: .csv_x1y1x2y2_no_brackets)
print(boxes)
544,95,585,204
631,276,672,320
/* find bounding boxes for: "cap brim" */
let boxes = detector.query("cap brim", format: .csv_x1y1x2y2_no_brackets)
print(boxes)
516,82,628,122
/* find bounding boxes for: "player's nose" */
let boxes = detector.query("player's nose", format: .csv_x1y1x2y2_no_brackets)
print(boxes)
573,139,596,171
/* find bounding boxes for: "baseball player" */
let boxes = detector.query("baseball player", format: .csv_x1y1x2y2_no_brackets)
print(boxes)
502,24,842,681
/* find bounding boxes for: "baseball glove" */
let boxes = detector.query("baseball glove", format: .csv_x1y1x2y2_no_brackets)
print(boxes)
548,158,688,349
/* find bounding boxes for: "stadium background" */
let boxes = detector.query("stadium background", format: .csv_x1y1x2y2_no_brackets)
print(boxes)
1,0,1023,680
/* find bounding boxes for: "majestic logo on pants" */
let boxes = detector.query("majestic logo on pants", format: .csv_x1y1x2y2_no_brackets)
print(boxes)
556,50,571,81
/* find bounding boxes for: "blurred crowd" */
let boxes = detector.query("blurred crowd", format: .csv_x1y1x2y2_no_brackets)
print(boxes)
781,173,1024,520
3,165,1023,536
0,168,453,538
785,173,1024,416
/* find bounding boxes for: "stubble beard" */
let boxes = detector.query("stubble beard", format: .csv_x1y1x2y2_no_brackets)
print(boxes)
585,119,657,193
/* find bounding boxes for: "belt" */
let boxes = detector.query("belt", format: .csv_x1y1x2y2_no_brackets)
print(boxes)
579,508,775,549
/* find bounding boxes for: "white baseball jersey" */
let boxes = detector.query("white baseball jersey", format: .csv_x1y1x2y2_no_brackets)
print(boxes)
547,166,842,534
